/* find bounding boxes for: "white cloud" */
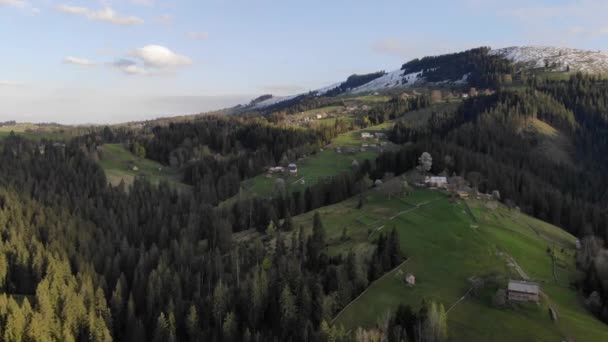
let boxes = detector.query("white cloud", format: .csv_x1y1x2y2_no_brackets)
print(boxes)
154,14,173,26
57,5,144,26
64,56,96,67
130,0,154,5
187,31,209,41
111,58,148,75
0,0,26,8
130,45,192,69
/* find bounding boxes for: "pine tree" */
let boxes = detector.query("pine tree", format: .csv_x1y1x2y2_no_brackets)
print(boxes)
223,311,238,341
280,285,297,335
186,304,200,342
153,312,170,342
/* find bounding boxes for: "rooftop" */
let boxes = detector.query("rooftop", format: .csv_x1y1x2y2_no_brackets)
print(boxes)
508,280,540,294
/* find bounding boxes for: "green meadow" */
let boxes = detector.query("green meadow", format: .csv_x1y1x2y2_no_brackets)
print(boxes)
98,143,190,192
290,188,606,342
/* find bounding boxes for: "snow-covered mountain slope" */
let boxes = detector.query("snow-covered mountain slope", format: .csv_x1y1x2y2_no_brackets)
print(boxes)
350,70,422,94
491,46,608,73
251,94,299,109
248,46,608,110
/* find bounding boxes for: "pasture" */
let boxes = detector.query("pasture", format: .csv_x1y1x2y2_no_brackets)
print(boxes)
98,143,189,191
290,188,606,342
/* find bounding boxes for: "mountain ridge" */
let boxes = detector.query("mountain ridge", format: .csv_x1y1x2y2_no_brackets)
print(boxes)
249,45,608,110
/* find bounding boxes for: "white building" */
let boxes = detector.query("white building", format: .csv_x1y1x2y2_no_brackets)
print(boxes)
425,176,448,188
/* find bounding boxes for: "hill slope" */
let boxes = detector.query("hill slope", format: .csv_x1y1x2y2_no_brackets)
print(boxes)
292,188,607,341
491,46,608,73
248,45,608,110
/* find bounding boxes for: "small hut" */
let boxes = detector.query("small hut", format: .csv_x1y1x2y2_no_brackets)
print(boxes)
405,273,416,286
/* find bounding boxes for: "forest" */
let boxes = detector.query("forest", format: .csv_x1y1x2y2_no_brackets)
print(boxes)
400,47,514,88
2,46,608,340
0,132,411,341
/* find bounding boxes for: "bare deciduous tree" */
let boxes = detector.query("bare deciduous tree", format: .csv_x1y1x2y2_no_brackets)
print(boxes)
417,152,432,174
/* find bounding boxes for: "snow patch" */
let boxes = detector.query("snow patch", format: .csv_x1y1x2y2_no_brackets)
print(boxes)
251,94,299,109
491,46,608,73
315,82,343,96
350,70,422,94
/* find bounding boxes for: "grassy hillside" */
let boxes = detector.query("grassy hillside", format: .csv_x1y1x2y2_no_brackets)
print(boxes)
222,122,394,206
290,187,608,341
98,143,189,191
238,149,377,198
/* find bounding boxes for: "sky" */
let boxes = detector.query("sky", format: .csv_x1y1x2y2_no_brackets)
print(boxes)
1,0,608,124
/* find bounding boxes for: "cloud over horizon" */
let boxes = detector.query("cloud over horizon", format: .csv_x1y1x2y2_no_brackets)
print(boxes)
130,45,192,69
57,5,144,26
108,45,192,76
0,0,25,8
111,58,147,75
187,31,209,41
63,56,96,67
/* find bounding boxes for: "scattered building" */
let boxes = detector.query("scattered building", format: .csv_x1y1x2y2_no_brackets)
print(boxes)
447,176,467,190
288,163,298,176
425,176,448,188
405,273,416,286
507,280,540,303
361,132,373,139
132,165,139,171
268,166,285,174
375,132,386,140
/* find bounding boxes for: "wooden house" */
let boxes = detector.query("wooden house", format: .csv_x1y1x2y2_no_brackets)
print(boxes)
507,280,540,303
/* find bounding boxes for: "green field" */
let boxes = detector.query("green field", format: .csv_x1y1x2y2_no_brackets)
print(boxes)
239,149,377,199
290,188,608,342
98,144,189,191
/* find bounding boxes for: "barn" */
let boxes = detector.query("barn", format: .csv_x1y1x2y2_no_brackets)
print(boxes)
507,280,540,303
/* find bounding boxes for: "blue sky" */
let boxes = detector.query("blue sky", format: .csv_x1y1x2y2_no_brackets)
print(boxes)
1,0,607,123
